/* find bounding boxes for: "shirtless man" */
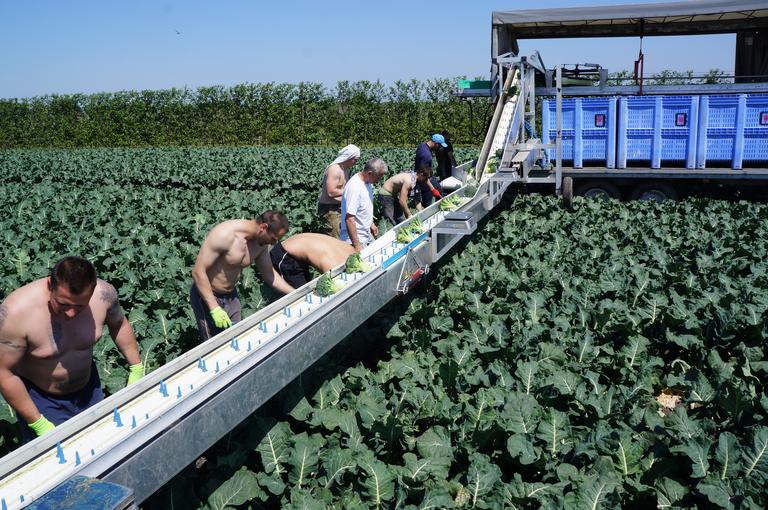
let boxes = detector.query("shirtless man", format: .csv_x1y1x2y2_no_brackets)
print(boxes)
317,144,361,238
271,233,356,288
190,210,295,342
0,257,142,443
377,165,432,226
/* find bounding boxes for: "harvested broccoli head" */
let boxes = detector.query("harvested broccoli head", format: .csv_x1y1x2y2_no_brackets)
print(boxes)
408,216,425,234
316,272,344,297
486,157,498,174
464,185,477,197
397,228,416,244
440,194,460,211
345,252,372,274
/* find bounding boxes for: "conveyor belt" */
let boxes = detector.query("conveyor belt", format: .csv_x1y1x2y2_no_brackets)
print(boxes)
0,174,510,509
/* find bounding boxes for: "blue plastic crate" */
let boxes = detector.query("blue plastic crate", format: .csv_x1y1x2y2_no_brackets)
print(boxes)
25,476,136,510
542,99,576,161
542,97,616,168
618,96,699,168
697,94,768,168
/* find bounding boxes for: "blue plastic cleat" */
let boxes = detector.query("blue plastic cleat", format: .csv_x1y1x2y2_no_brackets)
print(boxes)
113,408,123,427
56,442,66,464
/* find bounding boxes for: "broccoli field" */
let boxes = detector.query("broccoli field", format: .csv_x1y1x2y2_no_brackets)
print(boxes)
149,190,768,509
1,144,768,508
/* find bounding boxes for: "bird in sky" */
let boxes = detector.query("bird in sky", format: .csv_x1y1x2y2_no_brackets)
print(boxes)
175,30,181,35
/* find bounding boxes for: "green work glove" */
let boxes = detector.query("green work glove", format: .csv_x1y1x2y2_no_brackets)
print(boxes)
29,415,55,436
127,362,144,385
210,306,232,329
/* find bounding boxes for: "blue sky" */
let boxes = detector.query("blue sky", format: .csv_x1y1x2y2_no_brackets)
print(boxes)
1,0,735,100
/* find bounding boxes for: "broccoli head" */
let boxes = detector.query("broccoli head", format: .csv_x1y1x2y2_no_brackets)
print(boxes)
486,157,498,174
397,228,416,244
408,216,425,235
316,272,344,297
440,195,460,211
345,252,372,274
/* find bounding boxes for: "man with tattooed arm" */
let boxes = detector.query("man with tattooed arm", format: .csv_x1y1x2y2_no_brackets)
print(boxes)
0,257,143,442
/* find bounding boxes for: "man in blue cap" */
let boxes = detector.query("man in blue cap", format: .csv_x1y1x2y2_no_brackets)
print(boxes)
414,133,447,173
412,134,446,208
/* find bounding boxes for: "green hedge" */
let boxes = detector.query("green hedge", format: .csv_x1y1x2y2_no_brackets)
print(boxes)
0,79,493,150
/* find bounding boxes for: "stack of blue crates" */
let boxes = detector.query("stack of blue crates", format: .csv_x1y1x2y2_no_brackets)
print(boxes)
541,97,617,168
697,94,768,169
542,94,766,169
617,96,699,168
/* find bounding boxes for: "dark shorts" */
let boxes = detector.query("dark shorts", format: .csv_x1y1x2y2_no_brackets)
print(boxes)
377,194,406,226
189,282,242,342
271,241,311,288
317,203,342,238
18,361,104,443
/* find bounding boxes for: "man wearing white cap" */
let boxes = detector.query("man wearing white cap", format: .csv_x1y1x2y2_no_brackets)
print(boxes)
318,144,361,238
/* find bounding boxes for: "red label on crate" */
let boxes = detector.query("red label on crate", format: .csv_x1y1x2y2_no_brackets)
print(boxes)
594,114,605,127
675,113,687,127
761,111,768,126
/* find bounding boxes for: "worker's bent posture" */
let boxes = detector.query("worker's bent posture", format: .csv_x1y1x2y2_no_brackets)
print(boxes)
0,257,143,442
271,233,356,288
190,210,295,342
377,164,433,226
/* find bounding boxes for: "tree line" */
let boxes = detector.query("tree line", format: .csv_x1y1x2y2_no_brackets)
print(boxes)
0,79,494,150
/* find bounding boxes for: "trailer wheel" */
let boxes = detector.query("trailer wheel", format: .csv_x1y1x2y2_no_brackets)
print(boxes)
574,180,621,201
627,181,679,203
562,177,574,208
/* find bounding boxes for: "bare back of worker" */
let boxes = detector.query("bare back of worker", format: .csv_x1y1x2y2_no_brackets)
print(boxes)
281,233,355,274
193,219,276,296
381,172,412,198
0,277,115,395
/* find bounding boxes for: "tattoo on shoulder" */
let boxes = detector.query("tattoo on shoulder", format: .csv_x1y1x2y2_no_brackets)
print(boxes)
100,283,118,305
0,338,22,349
101,284,125,326
0,304,8,332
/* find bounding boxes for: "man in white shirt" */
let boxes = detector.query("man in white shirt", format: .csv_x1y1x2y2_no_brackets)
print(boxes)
340,158,388,252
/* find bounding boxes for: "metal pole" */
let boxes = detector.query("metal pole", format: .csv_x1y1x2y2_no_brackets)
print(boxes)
556,62,562,194
528,66,536,135
519,62,525,145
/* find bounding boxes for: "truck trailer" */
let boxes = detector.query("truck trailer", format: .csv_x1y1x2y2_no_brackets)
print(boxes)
457,0,768,206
